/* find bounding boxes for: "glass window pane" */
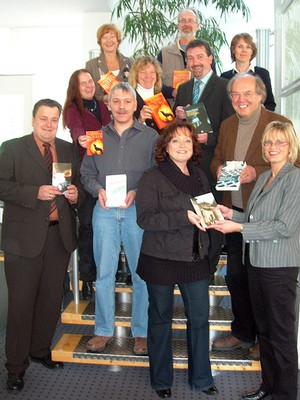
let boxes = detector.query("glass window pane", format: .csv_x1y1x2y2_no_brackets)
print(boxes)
282,1,300,87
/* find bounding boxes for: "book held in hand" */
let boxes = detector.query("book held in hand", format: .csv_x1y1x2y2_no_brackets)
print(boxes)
97,71,120,93
172,70,191,89
215,161,247,191
190,192,224,229
105,174,127,208
144,92,175,130
184,102,213,134
86,130,104,156
52,163,72,193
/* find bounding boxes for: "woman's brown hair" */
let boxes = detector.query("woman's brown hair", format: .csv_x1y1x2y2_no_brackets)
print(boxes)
155,120,202,164
62,69,91,128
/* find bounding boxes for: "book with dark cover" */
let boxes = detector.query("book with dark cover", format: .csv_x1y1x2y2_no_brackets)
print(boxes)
86,130,104,156
184,102,213,133
144,92,175,129
215,161,247,191
97,71,120,93
172,70,191,89
190,192,224,229
52,163,72,193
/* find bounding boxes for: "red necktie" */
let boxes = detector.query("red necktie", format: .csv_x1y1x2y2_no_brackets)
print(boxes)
43,143,56,215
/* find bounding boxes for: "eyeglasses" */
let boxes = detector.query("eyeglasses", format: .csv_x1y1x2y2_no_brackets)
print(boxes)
230,91,256,100
263,140,289,147
178,18,197,24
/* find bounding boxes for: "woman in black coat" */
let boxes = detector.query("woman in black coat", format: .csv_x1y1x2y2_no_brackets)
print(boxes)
136,120,218,399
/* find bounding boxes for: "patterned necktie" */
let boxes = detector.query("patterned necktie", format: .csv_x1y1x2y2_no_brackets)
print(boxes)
43,143,56,215
192,79,202,104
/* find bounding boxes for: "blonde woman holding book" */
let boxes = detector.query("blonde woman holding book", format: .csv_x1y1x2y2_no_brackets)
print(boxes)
208,121,300,400
128,56,164,132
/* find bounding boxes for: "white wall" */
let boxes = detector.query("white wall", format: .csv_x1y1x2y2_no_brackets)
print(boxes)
216,0,274,71
0,12,112,141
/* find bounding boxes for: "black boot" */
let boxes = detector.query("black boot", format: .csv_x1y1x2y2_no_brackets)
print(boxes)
82,281,93,300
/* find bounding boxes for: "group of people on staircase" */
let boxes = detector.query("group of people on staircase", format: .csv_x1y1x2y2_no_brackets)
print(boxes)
0,7,299,400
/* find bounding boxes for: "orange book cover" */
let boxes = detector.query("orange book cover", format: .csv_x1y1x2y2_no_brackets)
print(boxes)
172,70,191,89
144,93,175,130
97,71,120,93
86,130,104,156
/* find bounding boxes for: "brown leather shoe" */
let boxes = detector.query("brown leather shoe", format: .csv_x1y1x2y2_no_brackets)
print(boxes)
249,342,260,360
133,337,148,355
212,334,254,351
86,335,113,352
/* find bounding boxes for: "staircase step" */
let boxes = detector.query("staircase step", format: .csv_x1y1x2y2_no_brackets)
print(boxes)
61,300,233,331
71,275,230,296
52,333,261,371
116,274,229,296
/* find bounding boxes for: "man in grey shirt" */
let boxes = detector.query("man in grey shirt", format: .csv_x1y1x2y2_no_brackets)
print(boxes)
80,82,158,355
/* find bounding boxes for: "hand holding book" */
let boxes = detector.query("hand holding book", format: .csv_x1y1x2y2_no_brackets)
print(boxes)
190,192,224,229
215,161,247,191
184,103,212,134
144,93,175,129
98,71,120,94
139,105,153,124
52,163,72,193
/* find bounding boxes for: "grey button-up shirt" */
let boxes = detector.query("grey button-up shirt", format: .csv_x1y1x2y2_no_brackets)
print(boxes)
80,120,159,198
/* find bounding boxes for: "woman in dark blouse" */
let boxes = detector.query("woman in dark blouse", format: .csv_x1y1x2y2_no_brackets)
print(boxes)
221,33,276,111
63,69,111,300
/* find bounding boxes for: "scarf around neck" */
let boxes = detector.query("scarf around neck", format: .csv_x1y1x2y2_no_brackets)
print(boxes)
158,156,205,197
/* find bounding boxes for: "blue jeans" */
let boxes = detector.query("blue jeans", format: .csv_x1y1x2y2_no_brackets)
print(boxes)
92,202,148,337
147,280,213,391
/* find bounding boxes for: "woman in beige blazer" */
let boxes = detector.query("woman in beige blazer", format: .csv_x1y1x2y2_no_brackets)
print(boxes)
85,23,133,103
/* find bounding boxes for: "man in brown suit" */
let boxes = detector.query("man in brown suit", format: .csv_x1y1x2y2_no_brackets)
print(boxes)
0,99,84,392
210,73,293,357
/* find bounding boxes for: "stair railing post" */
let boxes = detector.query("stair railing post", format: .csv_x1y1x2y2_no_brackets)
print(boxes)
72,248,80,304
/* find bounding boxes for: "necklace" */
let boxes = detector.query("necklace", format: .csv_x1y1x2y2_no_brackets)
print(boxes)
83,99,97,113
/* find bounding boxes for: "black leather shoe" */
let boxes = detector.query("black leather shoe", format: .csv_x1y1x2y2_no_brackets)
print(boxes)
30,354,64,369
82,281,94,300
7,372,24,391
202,385,219,395
242,389,271,400
156,389,171,398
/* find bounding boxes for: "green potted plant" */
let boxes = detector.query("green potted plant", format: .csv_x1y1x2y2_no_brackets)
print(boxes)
112,0,250,71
